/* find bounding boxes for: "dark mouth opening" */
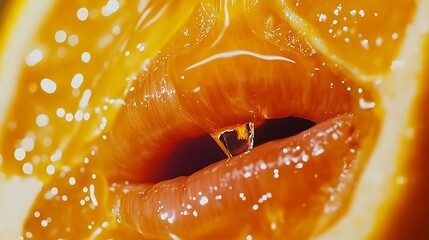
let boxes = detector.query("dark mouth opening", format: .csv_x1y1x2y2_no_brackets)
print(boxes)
156,116,316,181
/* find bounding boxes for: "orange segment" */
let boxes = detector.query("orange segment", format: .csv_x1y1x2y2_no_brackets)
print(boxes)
380,48,429,239
319,1,429,237
0,0,54,137
0,0,198,180
274,0,417,77
23,164,109,239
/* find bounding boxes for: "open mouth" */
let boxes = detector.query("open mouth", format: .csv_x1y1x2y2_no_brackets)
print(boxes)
156,116,316,181
98,6,375,239
9,1,381,239
104,50,369,238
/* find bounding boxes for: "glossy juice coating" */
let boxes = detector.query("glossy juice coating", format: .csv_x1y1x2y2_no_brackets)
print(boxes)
0,0,412,239
113,114,362,239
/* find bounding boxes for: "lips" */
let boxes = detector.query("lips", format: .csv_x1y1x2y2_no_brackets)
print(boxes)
65,2,376,239
91,10,368,239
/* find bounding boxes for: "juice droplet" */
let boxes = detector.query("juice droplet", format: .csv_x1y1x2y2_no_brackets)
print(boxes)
212,122,255,158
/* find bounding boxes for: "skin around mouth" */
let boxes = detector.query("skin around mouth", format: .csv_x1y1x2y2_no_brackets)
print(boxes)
0,0,392,239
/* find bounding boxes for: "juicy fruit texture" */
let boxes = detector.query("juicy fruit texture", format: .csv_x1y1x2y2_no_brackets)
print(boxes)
381,56,429,239
0,0,199,180
0,0,425,239
278,0,417,76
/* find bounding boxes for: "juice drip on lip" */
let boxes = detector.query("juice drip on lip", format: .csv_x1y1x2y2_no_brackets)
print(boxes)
212,122,255,158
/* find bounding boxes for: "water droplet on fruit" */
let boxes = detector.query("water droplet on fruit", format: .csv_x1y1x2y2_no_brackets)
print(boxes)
211,122,255,158
358,97,376,109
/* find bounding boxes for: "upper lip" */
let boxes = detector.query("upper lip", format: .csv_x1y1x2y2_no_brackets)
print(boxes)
97,26,354,182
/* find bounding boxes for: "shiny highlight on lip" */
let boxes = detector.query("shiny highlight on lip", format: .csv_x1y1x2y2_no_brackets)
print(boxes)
185,50,296,70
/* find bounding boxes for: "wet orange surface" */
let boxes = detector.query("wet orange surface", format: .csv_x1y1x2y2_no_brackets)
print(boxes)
283,0,416,75
112,114,362,239
0,0,415,239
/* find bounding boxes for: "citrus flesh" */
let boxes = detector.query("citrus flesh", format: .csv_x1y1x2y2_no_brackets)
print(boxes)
0,0,427,239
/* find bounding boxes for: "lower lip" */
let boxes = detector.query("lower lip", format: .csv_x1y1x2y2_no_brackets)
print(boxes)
110,113,361,239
